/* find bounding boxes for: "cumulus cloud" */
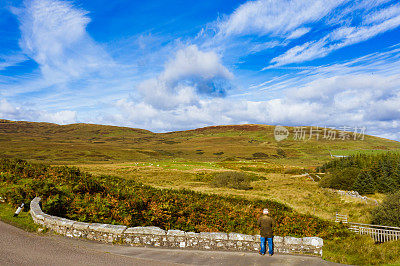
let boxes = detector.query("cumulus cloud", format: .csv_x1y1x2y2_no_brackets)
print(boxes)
0,98,77,125
137,45,233,110
39,110,77,124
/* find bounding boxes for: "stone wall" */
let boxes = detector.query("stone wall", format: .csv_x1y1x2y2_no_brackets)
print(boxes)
30,197,323,256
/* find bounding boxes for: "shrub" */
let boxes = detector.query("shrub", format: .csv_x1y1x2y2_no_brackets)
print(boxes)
252,152,268,158
319,167,360,190
318,152,400,194
371,191,400,227
276,148,286,158
211,171,252,190
284,168,305,175
0,157,349,238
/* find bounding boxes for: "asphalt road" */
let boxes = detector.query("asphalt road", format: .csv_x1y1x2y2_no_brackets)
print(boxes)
0,221,341,265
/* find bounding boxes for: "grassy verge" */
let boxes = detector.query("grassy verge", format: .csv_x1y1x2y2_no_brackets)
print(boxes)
323,234,400,265
0,203,39,232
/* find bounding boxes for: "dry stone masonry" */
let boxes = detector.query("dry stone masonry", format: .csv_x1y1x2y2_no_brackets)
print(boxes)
30,197,323,256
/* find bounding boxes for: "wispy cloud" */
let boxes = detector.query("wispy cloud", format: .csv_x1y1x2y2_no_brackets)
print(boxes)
13,0,114,84
0,53,28,70
216,0,344,38
270,2,400,66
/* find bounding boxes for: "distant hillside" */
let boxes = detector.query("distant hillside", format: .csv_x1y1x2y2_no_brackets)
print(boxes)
1,119,399,165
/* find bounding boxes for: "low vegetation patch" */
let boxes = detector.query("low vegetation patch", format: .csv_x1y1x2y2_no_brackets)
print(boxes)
211,171,255,190
0,158,348,238
284,168,306,175
323,234,400,265
240,166,282,174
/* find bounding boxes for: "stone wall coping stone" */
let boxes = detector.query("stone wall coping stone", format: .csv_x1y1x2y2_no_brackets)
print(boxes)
97,224,127,234
284,236,303,245
199,232,228,240
34,213,45,221
302,237,324,247
167,230,186,237
125,226,166,235
56,218,76,227
72,221,90,230
88,223,106,231
228,233,254,241
185,232,199,238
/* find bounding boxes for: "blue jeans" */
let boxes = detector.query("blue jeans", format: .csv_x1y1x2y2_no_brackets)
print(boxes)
260,237,273,255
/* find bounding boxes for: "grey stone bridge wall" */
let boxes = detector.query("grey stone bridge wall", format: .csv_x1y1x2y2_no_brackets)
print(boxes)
30,197,323,256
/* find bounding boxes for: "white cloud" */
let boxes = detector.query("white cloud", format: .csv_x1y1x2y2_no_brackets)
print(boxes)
107,46,400,140
137,45,233,110
0,53,28,70
0,98,77,125
270,39,329,66
364,3,400,24
217,0,344,37
110,71,400,137
248,41,281,54
39,110,77,125
0,99,19,115
286,27,311,39
160,45,233,84
15,0,113,83
270,2,400,66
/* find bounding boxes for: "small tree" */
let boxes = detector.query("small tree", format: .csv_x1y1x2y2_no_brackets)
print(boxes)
352,171,375,194
371,191,400,227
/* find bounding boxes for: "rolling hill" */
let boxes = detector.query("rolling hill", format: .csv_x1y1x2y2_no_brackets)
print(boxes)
1,119,399,165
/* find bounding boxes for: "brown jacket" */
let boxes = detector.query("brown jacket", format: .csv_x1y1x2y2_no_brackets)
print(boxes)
257,215,276,238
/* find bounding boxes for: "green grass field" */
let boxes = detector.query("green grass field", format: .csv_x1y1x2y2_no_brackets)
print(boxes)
323,234,400,265
0,203,39,232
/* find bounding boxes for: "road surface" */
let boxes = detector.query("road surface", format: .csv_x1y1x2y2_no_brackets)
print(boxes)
0,221,340,265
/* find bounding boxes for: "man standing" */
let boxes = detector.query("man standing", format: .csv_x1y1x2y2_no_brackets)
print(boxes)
257,208,276,256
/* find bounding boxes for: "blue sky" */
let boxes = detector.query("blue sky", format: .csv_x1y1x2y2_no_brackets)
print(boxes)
1,0,400,140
